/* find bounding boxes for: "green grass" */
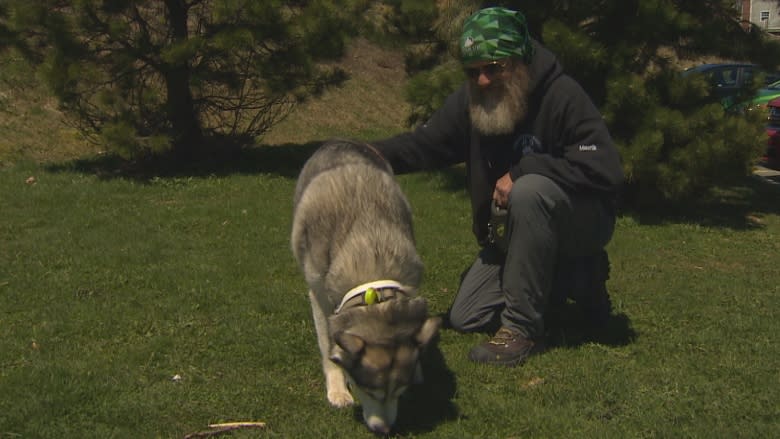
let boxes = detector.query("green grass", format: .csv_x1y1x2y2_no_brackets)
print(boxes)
2,39,779,438
1,152,779,438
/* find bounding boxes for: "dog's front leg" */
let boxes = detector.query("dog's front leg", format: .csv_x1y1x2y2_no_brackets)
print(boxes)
309,290,354,407
414,362,424,384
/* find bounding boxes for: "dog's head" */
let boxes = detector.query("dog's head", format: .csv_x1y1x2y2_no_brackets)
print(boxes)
328,297,441,434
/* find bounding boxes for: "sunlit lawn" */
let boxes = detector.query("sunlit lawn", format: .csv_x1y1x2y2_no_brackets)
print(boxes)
1,152,778,438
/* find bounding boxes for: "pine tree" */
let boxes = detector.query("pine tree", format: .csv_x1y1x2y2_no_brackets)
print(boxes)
2,0,359,159
403,0,780,203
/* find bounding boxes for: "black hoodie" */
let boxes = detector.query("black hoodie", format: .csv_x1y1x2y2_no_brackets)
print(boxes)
373,41,624,245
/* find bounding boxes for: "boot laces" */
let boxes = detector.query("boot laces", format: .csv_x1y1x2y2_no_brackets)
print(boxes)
488,327,518,346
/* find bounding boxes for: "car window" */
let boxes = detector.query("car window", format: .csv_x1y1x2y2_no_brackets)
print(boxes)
708,67,738,87
743,67,755,86
719,68,738,86
703,70,719,85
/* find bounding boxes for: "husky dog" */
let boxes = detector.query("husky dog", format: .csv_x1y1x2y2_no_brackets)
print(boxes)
291,139,441,434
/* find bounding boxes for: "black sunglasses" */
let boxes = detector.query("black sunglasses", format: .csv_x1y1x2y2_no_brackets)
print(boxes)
464,61,509,79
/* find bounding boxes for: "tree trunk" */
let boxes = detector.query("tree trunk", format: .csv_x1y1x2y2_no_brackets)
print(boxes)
163,0,203,156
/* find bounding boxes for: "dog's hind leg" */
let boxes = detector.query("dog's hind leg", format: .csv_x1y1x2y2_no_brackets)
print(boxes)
309,290,354,408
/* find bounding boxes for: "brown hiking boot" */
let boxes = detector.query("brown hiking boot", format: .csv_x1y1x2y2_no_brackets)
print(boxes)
468,327,544,367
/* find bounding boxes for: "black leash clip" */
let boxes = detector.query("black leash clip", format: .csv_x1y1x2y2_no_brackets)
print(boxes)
487,200,508,253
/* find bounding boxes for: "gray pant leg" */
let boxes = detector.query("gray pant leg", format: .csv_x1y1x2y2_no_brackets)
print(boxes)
502,174,614,337
450,174,615,338
448,246,504,332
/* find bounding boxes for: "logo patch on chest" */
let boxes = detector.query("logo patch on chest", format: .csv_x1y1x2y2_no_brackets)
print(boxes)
513,134,543,156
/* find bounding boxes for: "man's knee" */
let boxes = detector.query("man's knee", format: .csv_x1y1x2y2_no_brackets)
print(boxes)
447,309,499,333
508,174,568,212
447,308,469,332
448,304,479,332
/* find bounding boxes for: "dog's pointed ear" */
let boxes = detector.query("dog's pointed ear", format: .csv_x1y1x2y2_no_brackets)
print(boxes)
416,316,442,347
329,332,365,367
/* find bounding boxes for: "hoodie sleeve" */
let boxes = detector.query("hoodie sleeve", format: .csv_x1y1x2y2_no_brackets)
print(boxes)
372,85,471,174
510,75,624,195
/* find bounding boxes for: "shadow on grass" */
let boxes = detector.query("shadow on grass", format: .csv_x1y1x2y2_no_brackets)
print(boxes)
44,141,324,181
44,141,780,229
619,174,780,230
44,140,473,197
545,303,637,350
350,343,459,435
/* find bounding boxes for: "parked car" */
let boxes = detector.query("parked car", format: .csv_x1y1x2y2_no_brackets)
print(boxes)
682,63,780,110
746,79,780,107
763,97,780,168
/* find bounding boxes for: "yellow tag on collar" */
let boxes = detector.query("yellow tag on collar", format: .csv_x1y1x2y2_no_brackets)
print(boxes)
364,287,379,305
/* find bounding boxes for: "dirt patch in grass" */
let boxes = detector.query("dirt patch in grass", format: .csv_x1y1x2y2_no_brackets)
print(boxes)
0,39,410,166
0,55,102,166
261,38,411,145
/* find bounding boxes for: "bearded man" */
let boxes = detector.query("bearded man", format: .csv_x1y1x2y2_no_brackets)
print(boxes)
372,7,624,366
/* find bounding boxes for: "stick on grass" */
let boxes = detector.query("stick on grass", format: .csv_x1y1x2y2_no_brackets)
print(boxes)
184,421,266,439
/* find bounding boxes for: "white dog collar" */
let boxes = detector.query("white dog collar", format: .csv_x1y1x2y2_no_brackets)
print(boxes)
334,280,406,313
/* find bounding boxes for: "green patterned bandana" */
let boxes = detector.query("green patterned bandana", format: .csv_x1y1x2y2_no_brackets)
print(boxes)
460,7,534,66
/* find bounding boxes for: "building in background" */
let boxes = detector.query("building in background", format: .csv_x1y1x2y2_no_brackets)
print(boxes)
737,0,780,33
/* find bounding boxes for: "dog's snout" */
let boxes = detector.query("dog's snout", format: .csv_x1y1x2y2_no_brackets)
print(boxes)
361,396,398,435
367,419,391,435
365,408,396,436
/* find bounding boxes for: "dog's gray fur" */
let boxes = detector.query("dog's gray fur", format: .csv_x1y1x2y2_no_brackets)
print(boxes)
291,139,441,434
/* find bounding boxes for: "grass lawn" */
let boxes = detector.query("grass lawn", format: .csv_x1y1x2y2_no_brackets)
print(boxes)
1,154,779,438
1,40,779,438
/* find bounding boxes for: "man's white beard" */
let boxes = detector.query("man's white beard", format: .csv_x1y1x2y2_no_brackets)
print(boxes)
468,66,530,135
